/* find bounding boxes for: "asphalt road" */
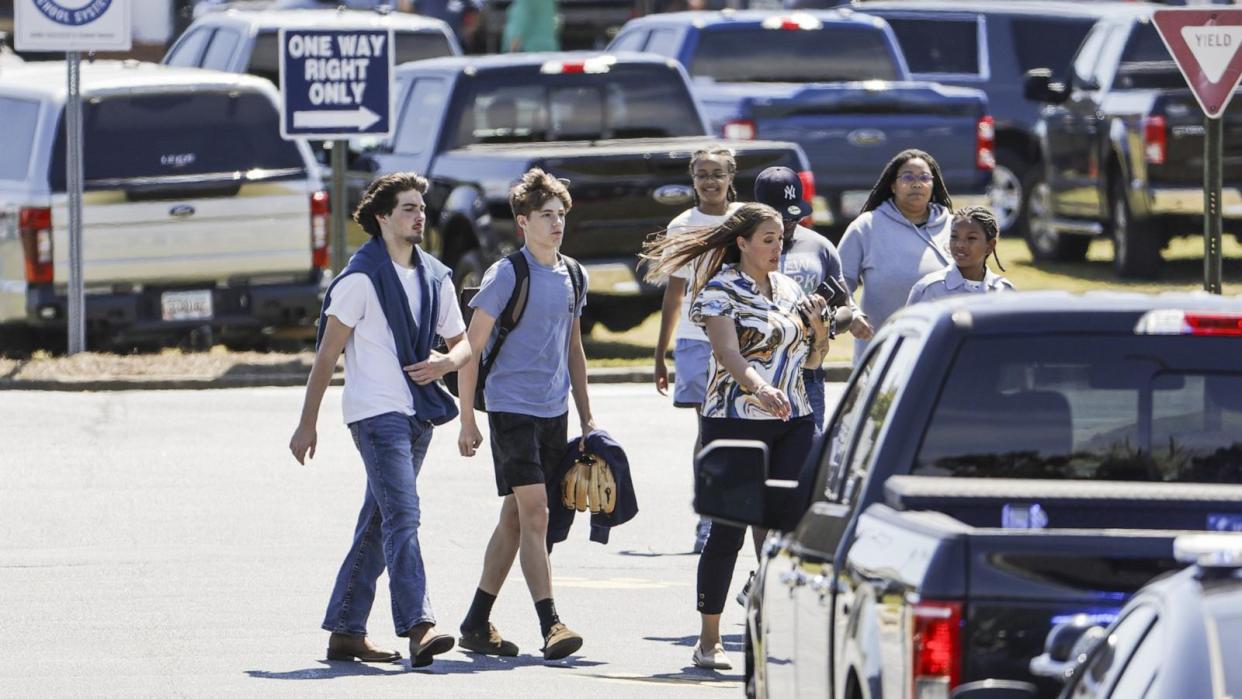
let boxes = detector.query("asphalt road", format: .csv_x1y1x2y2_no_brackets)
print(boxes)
0,383,843,697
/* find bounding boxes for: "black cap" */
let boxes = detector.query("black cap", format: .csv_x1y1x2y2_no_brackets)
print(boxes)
754,166,812,221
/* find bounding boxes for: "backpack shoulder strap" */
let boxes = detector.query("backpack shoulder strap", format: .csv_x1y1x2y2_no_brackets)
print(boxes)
560,254,585,314
496,250,531,334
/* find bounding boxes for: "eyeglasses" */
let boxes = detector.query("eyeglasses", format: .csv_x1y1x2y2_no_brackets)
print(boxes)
896,172,934,185
693,172,730,181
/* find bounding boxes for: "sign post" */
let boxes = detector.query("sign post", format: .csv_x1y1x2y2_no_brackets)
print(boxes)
15,0,132,355
1153,8,1242,295
278,29,394,273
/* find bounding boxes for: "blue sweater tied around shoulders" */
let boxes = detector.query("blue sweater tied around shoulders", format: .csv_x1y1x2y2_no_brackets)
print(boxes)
317,237,459,426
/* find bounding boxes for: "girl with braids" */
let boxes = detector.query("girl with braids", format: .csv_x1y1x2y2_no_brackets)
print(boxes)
838,148,955,362
643,203,831,671
651,145,741,553
907,206,1014,305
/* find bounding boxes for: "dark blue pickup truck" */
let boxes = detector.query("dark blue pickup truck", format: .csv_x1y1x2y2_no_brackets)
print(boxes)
696,292,1242,698
608,9,993,230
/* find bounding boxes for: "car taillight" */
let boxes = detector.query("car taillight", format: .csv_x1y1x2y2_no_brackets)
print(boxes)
976,116,995,171
19,207,53,284
761,14,823,30
1135,309,1242,336
310,191,329,270
723,119,756,140
1143,115,1167,165
541,56,615,74
912,600,962,699
799,170,817,226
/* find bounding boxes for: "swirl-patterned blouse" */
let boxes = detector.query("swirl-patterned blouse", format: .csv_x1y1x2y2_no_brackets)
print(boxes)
690,265,813,420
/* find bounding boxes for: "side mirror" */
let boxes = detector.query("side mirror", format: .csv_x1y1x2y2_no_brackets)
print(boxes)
1023,68,1068,104
1029,615,1109,683
694,439,798,530
950,679,1038,698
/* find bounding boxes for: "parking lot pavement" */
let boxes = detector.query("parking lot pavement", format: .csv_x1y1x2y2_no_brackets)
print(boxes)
0,384,843,697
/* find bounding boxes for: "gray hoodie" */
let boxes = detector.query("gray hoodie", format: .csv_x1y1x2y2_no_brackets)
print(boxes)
839,199,952,361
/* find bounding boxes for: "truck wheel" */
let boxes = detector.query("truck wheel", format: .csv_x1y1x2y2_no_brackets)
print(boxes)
1024,179,1090,262
1110,179,1162,279
991,148,1030,238
453,250,486,290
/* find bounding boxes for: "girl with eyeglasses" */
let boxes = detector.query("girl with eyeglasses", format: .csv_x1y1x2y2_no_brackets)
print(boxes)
838,148,954,362
652,145,742,553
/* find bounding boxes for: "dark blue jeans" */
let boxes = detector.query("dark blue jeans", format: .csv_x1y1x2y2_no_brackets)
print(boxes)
803,367,827,430
322,412,435,637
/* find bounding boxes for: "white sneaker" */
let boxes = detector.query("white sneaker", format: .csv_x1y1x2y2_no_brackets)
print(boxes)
692,641,733,670
735,570,755,607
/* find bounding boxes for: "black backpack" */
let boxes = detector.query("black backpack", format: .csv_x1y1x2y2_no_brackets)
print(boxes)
443,251,584,412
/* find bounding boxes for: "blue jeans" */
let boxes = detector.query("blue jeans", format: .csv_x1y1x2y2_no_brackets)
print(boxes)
803,368,826,429
322,412,435,637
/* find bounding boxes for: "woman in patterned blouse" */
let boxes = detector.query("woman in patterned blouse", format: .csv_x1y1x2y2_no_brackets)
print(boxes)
643,203,830,671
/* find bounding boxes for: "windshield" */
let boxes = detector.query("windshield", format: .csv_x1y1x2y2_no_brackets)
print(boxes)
1114,22,1186,91
1215,611,1242,697
690,25,901,83
913,335,1242,482
451,65,702,145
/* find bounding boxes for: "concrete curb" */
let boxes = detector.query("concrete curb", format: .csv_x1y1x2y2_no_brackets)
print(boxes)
0,363,854,392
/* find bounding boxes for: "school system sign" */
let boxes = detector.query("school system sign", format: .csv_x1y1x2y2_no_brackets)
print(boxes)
15,0,132,51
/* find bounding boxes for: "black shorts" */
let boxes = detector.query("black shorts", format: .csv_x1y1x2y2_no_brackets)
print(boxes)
488,411,569,496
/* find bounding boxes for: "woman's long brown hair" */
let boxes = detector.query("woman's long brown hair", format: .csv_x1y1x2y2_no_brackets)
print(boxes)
641,203,782,296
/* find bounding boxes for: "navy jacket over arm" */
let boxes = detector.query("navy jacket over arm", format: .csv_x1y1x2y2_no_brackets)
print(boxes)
546,430,638,547
317,237,459,426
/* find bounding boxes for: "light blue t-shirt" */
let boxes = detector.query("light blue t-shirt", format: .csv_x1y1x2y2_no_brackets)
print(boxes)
470,247,588,418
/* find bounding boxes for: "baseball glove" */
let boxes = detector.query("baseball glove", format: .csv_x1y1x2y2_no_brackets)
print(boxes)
561,454,617,514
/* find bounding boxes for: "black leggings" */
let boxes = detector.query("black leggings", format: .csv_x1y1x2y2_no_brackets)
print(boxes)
696,415,815,615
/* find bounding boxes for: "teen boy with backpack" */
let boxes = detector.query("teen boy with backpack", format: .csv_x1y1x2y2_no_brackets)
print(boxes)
454,168,598,661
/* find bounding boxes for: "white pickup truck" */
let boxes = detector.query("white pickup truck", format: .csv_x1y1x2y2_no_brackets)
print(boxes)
0,61,327,350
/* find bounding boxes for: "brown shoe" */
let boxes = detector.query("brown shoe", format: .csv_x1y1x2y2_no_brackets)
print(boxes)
326,633,402,663
410,630,455,668
541,623,583,661
459,623,520,657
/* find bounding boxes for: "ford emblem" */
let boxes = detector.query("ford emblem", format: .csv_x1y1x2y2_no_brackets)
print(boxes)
653,184,694,206
170,205,195,218
847,129,887,147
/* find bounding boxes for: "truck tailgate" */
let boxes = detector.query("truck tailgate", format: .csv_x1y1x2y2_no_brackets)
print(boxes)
1152,92,1242,186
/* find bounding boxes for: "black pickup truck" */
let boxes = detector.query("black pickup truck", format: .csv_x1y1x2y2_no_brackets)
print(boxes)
695,291,1242,698
351,52,810,332
1024,7,1242,278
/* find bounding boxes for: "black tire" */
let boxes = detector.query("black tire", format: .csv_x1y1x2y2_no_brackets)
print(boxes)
1024,177,1091,262
1110,179,1162,279
453,249,486,290
744,624,757,698
991,148,1033,239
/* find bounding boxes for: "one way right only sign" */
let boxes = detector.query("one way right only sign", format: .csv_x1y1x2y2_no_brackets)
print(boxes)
278,28,394,140
1153,9,1242,118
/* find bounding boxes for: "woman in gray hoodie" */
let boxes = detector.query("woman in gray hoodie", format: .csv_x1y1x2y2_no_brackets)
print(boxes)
838,149,954,362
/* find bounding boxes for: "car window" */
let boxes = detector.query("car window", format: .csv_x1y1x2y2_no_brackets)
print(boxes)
913,336,1242,483
394,78,448,154
1072,21,1111,87
1114,21,1185,91
1011,17,1095,82
609,30,648,53
644,28,681,57
883,17,980,76
1107,615,1162,697
0,96,40,181
690,25,900,82
248,31,454,86
49,91,305,191
165,27,212,67
1212,612,1242,698
200,28,241,71
451,65,702,145
820,342,888,501
1068,605,1157,699
840,337,920,501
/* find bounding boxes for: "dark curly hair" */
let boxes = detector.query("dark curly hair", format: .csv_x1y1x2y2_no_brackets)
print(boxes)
859,148,953,216
509,168,572,218
352,172,429,238
953,205,1006,272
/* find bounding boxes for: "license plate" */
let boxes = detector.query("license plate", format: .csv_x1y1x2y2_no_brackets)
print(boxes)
161,289,213,321
841,191,871,219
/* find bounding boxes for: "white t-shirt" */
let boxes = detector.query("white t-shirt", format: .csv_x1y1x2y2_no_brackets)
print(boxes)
326,262,466,424
669,203,741,343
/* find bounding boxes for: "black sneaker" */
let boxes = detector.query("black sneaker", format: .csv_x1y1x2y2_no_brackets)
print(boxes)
459,623,519,657
736,570,755,607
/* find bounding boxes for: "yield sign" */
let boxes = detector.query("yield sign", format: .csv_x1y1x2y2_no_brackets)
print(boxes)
1153,9,1242,118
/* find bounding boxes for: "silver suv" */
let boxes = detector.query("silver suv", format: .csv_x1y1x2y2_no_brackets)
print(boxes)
0,61,327,348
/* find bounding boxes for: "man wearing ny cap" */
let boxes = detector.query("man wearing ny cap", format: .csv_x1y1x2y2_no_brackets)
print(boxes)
753,166,854,427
